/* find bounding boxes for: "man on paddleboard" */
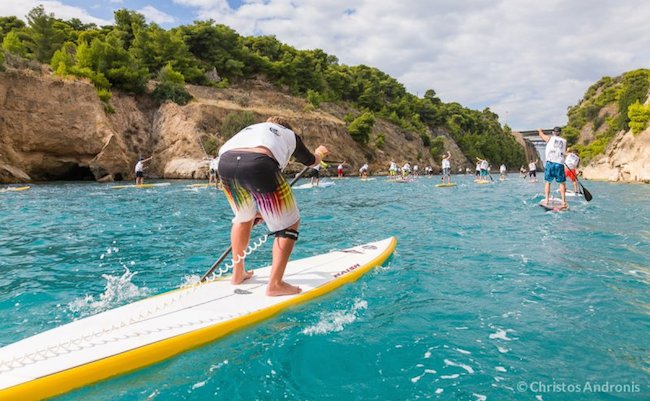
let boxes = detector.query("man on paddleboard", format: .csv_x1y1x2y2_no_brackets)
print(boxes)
538,127,568,208
528,159,538,182
218,116,329,296
564,148,580,194
209,155,220,188
134,156,152,185
441,151,451,184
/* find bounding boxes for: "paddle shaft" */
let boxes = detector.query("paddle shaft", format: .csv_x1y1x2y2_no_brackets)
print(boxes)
200,165,311,282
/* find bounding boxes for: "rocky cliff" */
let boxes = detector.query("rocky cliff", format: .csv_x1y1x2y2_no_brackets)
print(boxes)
0,68,473,183
582,126,650,182
563,70,650,183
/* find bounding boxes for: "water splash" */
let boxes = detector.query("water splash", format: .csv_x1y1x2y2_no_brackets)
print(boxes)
68,267,149,316
302,299,368,335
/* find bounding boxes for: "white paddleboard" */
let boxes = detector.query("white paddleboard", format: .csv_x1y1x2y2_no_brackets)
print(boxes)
111,183,171,189
294,181,335,189
558,189,583,197
0,186,30,193
539,198,569,211
0,237,396,401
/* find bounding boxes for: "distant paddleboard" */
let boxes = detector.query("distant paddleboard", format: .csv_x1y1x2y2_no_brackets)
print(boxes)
539,198,569,211
0,186,30,193
186,183,211,188
0,237,396,401
560,189,583,197
435,183,457,188
360,177,376,181
474,180,490,184
391,178,415,183
111,183,171,189
294,181,335,189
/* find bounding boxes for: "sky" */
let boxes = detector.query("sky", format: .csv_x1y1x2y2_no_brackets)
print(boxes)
1,0,649,129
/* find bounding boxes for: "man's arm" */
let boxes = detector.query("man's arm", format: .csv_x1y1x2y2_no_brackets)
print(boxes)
537,128,550,142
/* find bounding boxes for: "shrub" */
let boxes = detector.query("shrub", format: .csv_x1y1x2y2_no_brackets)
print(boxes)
306,89,321,108
152,81,192,105
347,111,375,144
97,88,112,103
562,126,580,147
221,111,256,139
628,101,650,135
375,132,385,148
202,135,219,156
420,132,431,147
430,136,445,158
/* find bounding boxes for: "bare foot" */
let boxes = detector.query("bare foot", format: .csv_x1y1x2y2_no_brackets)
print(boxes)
266,281,302,296
231,270,254,285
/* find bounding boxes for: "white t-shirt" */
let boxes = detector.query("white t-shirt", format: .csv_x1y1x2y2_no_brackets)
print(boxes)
500,164,506,173
480,160,488,170
219,122,297,169
209,158,219,170
389,162,397,171
403,163,411,172
359,163,368,172
528,162,536,171
565,153,580,169
135,161,144,173
476,163,481,171
545,135,567,164
338,163,344,170
442,159,450,169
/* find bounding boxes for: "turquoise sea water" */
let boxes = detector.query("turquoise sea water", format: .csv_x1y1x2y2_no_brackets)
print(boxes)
1,175,649,400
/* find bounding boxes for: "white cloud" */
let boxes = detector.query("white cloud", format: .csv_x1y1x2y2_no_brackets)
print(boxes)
172,0,650,129
138,5,176,25
0,0,111,26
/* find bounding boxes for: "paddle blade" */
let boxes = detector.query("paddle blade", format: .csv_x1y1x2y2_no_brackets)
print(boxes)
581,183,593,201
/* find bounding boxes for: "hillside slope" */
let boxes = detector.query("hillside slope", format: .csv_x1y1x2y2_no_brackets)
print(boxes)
0,69,474,183
563,69,650,182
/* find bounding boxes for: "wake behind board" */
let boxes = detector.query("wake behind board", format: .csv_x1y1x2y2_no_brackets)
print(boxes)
111,183,171,189
539,198,569,211
435,183,457,188
0,237,396,401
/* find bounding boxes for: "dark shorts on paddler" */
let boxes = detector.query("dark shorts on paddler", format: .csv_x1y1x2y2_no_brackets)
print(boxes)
136,171,144,178
544,161,566,183
218,151,299,232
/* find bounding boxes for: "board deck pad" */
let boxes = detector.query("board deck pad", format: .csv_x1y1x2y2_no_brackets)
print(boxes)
435,183,457,187
0,237,396,401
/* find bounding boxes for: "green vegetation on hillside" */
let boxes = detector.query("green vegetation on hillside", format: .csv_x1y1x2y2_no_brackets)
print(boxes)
0,7,524,167
566,69,650,163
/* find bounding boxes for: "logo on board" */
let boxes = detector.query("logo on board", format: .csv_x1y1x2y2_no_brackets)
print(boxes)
334,263,361,278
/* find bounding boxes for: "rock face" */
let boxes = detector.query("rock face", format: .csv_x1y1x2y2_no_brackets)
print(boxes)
0,68,471,183
582,127,650,182
0,69,155,182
